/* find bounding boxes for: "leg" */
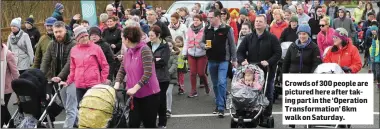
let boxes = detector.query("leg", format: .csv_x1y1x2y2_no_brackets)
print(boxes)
188,56,198,93
166,84,173,112
158,82,169,127
197,56,209,93
208,61,219,108
1,93,12,126
128,97,142,128
61,83,78,128
141,93,160,128
216,61,229,112
177,72,185,94
76,88,88,104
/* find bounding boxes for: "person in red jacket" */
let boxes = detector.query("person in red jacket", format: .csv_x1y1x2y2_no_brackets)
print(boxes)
59,26,110,103
323,28,362,73
221,8,238,44
270,9,288,39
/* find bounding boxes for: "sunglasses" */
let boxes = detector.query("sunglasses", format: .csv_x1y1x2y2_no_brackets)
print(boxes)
221,12,227,15
319,24,327,27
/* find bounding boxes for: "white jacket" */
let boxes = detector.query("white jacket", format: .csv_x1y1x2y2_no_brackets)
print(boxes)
169,23,187,42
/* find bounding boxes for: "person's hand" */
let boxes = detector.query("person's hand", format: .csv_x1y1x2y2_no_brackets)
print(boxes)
51,77,61,83
183,56,188,60
205,46,211,50
104,79,111,85
114,82,120,89
59,81,68,87
232,61,238,68
127,84,142,96
117,55,123,61
111,44,116,49
73,14,81,20
341,66,352,73
241,59,249,66
46,94,50,100
155,58,161,61
261,60,269,67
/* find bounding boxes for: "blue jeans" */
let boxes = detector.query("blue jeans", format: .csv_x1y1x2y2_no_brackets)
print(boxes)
208,61,229,111
60,83,78,128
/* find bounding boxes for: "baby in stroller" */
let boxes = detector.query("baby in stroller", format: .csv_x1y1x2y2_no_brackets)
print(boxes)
237,68,262,90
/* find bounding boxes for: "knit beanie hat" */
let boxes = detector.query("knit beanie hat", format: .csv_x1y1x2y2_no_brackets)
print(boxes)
99,13,109,23
10,17,22,29
25,15,35,26
370,25,379,32
73,26,89,41
290,16,298,23
45,17,57,26
89,27,102,37
296,24,311,36
333,28,349,42
239,8,248,16
55,3,64,11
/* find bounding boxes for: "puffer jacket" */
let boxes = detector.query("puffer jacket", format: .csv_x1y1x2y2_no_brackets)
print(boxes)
7,30,34,70
66,41,109,88
52,10,63,21
369,35,380,62
282,38,322,73
40,33,76,80
32,34,53,69
183,26,206,57
280,25,298,43
323,41,362,73
1,44,19,96
270,21,288,39
169,23,187,41
168,50,178,84
148,39,170,82
317,28,335,57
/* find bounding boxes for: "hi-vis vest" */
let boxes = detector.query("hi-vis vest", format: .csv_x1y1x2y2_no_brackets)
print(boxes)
177,47,187,69
370,37,379,57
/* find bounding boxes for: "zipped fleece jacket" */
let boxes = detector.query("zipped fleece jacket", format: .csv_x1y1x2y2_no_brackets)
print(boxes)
323,42,362,73
183,27,206,57
66,42,109,88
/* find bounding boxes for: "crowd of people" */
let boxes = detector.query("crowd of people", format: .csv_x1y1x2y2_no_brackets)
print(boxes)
1,0,380,128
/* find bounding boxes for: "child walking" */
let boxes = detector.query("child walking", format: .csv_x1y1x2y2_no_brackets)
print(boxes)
175,36,187,95
166,41,179,117
369,25,380,89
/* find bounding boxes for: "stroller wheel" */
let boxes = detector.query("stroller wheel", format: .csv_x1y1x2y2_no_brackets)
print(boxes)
267,116,274,128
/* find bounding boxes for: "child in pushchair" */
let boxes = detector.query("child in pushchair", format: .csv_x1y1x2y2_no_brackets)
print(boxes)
4,69,63,128
228,64,271,128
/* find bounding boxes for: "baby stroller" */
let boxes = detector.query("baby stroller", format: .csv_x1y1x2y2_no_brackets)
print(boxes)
274,41,292,103
305,63,350,128
228,64,272,128
4,69,63,128
78,84,132,128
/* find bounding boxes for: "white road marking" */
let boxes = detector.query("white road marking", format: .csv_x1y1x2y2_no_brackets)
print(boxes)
52,112,380,125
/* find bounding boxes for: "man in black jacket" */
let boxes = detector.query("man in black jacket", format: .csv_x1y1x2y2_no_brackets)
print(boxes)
237,14,281,126
146,9,172,42
308,5,323,43
24,15,41,52
89,27,115,83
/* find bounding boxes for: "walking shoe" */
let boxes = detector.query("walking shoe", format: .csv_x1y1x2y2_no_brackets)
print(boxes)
187,92,198,98
199,84,205,88
218,110,225,118
158,126,167,128
178,88,185,95
166,110,172,118
213,108,218,114
205,87,210,95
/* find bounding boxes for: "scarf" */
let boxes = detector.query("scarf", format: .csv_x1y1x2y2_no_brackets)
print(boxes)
191,23,203,34
10,30,23,45
295,38,312,73
170,22,180,30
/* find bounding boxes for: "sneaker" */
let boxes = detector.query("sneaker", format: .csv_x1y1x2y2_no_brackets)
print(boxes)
158,126,167,128
212,108,218,114
166,110,172,118
178,88,185,95
218,110,224,118
188,92,198,98
205,87,210,94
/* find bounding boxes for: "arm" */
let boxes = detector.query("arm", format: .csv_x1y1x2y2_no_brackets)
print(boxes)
57,44,75,81
370,38,375,58
311,46,322,72
115,30,123,52
69,18,77,30
104,44,115,80
7,51,20,79
282,46,291,73
322,48,332,63
32,42,42,68
266,37,282,66
137,47,155,87
350,21,356,37
115,58,126,83
40,42,53,74
317,33,324,57
35,30,41,46
348,47,363,73
237,34,249,64
227,28,237,62
168,56,178,75
155,44,170,68
279,29,286,43
97,47,110,83
65,55,75,85
182,30,189,56
24,35,34,65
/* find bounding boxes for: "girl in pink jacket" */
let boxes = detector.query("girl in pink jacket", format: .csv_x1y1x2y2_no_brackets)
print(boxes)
1,43,19,126
317,17,334,58
61,26,109,103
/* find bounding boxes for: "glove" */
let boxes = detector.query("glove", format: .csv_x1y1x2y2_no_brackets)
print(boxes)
341,66,352,73
183,56,188,60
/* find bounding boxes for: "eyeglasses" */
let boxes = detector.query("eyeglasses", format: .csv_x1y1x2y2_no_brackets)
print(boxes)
319,24,326,27
221,12,226,15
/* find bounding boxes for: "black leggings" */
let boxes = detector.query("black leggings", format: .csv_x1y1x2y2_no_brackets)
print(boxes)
1,93,12,126
129,93,160,128
158,81,169,127
76,88,89,104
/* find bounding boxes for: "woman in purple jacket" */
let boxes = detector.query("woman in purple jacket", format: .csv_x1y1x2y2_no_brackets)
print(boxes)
114,26,160,128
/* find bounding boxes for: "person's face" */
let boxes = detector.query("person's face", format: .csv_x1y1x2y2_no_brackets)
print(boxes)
368,15,375,21
194,5,200,11
346,12,350,18
171,17,178,24
366,4,371,10
148,31,158,41
193,18,202,27
125,10,130,16
330,1,336,5
314,1,319,6
338,10,345,18
107,9,113,16
180,10,187,17
59,8,64,13
274,13,281,21
286,0,291,4
333,36,342,46
290,21,298,28
147,11,157,22
254,16,266,30
106,19,116,28
240,25,251,35
239,14,247,20
298,32,309,43
221,11,227,20
207,12,214,24
90,34,100,42
297,6,303,15
214,3,220,9
135,4,140,9
81,23,89,27
168,42,173,50
78,36,89,44
319,20,328,31
45,25,53,34
25,23,32,29
53,27,67,42
257,1,262,7
244,72,254,86
284,12,291,20
210,14,220,26
372,30,378,35
10,26,19,33
175,39,183,47
359,1,363,7
316,8,323,16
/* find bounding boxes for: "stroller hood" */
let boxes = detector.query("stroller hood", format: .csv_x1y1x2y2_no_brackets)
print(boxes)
281,42,292,59
314,63,345,74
